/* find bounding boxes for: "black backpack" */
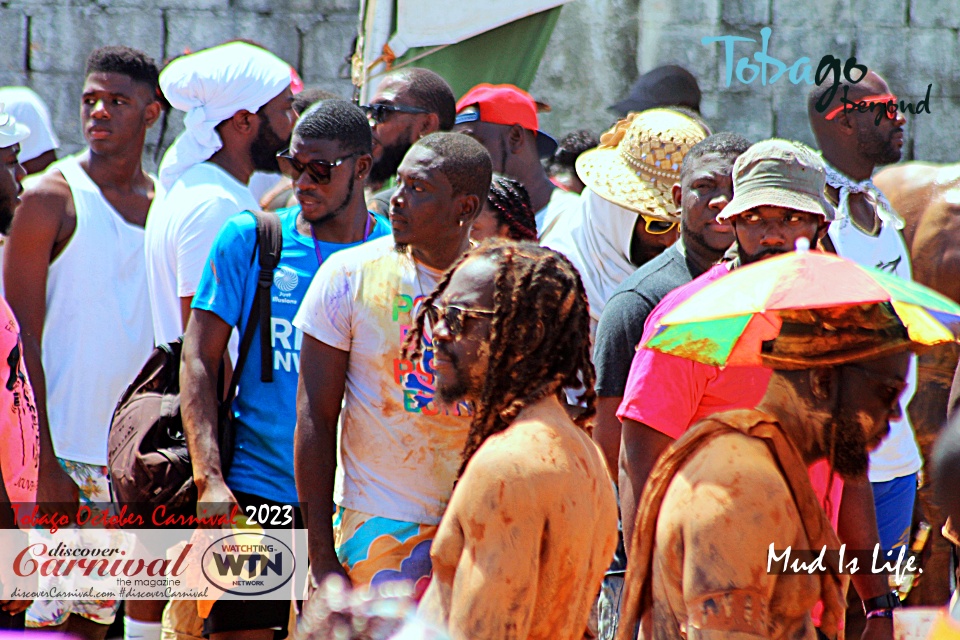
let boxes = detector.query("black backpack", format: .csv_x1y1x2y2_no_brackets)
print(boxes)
107,210,282,519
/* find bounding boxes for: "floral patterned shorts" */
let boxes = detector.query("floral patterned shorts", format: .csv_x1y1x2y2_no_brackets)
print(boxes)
25,458,121,628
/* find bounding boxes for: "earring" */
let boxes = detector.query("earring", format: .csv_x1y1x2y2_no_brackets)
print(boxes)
459,219,465,227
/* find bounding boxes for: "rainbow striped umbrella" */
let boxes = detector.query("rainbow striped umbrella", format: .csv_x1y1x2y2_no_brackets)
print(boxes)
642,250,960,367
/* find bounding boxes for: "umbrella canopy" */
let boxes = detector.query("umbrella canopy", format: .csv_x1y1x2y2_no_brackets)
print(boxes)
643,250,960,367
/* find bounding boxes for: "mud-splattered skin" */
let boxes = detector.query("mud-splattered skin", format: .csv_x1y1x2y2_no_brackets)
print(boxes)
650,430,821,640
419,255,618,639
419,396,618,640
644,354,909,639
874,161,960,606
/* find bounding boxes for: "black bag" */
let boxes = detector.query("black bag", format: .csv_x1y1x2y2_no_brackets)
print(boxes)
107,210,283,519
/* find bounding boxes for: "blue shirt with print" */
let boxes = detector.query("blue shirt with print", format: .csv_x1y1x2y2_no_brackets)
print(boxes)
192,205,390,503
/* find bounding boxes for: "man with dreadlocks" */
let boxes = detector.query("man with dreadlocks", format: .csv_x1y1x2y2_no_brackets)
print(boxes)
408,241,617,640
470,175,538,242
293,132,491,594
617,304,914,640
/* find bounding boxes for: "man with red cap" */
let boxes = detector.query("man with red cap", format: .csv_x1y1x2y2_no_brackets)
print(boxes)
454,83,575,240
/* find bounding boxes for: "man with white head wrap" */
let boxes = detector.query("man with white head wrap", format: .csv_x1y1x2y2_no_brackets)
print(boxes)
145,41,294,351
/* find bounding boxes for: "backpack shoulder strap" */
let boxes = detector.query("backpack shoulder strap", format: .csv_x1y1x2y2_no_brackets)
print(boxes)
253,209,282,383
229,210,282,398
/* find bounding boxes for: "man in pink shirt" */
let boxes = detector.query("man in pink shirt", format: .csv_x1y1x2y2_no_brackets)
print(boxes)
0,107,38,630
619,139,905,634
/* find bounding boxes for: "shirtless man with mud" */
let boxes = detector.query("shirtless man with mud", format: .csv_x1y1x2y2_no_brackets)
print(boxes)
407,241,617,640
873,162,960,605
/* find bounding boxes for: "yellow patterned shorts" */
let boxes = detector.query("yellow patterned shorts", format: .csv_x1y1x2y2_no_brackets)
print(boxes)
333,506,437,598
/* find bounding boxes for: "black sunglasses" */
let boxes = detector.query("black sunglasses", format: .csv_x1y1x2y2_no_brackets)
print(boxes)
425,303,494,338
276,149,356,185
361,103,430,125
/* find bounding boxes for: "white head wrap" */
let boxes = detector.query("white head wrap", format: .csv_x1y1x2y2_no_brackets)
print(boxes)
158,42,292,189
542,188,640,334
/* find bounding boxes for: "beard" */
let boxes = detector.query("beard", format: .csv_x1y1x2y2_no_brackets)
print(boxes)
738,244,792,265
0,202,13,236
304,174,356,228
370,139,411,184
434,350,470,405
824,411,871,479
250,112,288,173
856,125,903,166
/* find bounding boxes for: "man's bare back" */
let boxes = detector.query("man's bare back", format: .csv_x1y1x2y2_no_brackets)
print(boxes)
651,431,820,640
419,395,618,640
874,161,960,606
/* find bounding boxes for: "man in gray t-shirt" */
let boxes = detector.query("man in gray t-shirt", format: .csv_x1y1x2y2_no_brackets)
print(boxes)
589,133,749,640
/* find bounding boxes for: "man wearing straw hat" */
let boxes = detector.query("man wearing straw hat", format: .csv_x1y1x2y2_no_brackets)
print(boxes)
618,303,916,640
543,109,707,336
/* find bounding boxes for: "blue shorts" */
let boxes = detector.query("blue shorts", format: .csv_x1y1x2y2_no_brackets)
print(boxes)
872,473,917,553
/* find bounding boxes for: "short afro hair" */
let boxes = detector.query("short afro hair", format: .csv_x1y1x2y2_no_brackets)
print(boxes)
85,46,160,95
391,68,456,130
292,87,342,116
549,129,599,174
680,131,752,177
294,99,372,155
414,132,492,201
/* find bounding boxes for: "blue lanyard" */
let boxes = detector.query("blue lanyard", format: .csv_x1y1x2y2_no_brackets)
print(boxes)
310,214,373,267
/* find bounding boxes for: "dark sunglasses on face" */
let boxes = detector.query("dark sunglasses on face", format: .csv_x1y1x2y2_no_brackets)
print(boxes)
361,103,430,125
276,149,355,184
425,303,495,338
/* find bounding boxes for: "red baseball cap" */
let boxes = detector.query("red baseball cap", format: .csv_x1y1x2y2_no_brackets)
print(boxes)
455,83,558,158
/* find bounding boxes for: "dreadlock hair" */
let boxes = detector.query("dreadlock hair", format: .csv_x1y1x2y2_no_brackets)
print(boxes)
486,175,537,241
401,240,597,477
295,99,372,155
390,68,456,130
85,46,161,96
292,87,342,116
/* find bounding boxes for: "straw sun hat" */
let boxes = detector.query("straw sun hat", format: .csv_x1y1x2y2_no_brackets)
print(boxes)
575,108,707,219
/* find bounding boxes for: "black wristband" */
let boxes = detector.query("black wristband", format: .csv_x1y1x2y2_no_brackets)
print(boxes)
862,591,902,614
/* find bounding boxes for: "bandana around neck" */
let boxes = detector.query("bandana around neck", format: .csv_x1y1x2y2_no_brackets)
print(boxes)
820,157,904,230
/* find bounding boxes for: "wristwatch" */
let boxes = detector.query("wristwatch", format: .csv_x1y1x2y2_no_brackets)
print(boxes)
863,591,902,615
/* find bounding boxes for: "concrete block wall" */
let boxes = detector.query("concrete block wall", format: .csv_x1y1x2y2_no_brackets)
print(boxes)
534,0,960,165
0,0,358,171
0,0,957,167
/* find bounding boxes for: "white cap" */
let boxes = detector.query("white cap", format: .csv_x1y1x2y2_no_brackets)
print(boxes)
0,88,58,161
0,105,31,149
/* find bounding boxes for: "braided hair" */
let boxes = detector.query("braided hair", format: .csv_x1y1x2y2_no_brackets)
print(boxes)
486,176,538,242
401,240,596,477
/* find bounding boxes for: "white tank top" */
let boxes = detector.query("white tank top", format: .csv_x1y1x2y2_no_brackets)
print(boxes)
41,155,155,465
828,205,923,483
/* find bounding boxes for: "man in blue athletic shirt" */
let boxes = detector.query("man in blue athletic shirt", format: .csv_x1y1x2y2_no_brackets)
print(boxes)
179,99,388,640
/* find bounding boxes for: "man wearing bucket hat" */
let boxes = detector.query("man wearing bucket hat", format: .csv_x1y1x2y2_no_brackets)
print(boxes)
618,139,901,637
454,83,574,239
618,303,915,640
543,109,707,335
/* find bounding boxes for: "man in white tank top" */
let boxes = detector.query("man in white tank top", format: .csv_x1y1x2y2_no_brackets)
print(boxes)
144,42,295,350
809,70,922,627
2,46,162,640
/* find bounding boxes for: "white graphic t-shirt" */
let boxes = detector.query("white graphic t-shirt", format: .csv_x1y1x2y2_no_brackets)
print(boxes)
293,236,470,525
